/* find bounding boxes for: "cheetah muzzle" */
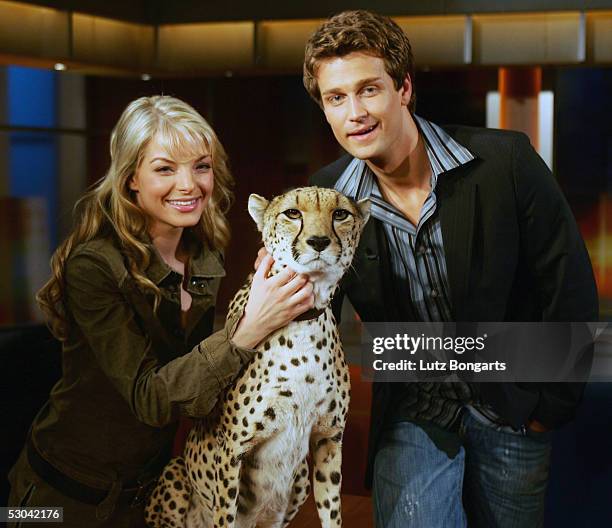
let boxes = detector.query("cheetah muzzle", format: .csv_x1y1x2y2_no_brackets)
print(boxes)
145,187,370,528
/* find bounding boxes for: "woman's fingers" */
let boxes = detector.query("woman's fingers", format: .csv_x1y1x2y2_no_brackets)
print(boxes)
289,281,315,307
267,266,297,287
254,247,269,271
254,254,274,281
239,251,317,345
292,299,316,317
279,273,309,296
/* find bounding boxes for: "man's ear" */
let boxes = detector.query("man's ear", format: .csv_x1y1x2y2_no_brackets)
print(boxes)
248,194,269,232
400,74,412,107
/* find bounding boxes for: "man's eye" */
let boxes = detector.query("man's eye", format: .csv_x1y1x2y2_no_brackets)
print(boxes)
363,86,378,96
328,95,344,105
333,209,350,221
283,209,302,219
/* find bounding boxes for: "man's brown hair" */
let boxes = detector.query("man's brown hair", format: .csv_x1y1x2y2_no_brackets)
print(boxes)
303,10,416,112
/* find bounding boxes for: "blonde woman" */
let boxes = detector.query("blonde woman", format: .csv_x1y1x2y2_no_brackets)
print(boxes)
7,95,313,527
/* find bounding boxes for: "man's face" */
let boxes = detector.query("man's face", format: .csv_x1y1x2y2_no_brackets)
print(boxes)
316,52,412,166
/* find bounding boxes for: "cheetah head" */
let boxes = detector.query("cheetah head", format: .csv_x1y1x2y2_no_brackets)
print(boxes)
248,187,370,309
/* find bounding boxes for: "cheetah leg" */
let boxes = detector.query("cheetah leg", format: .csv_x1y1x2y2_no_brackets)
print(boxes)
281,458,311,527
145,456,192,528
311,430,344,528
212,453,242,528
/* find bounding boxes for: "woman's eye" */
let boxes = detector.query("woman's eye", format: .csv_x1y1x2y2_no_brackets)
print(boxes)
155,166,173,173
333,209,350,221
196,163,211,172
283,209,302,219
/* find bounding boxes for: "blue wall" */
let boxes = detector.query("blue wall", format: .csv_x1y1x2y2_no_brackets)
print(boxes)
7,66,58,246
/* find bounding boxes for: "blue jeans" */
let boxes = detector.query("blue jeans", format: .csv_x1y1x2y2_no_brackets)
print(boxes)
372,409,552,528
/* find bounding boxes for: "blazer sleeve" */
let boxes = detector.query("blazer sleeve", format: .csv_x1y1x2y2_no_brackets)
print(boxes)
512,132,598,428
513,132,598,322
65,251,256,428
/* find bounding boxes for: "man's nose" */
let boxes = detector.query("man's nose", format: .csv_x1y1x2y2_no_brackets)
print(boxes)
348,95,367,121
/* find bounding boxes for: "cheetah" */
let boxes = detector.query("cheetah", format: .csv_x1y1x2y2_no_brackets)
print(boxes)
145,187,370,528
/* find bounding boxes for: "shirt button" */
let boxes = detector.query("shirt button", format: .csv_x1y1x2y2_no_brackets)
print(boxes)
417,246,426,255
431,289,439,298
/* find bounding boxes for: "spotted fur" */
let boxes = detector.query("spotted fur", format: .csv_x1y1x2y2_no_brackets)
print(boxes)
145,187,370,528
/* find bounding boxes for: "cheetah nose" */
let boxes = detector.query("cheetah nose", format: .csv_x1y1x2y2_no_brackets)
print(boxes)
306,236,331,252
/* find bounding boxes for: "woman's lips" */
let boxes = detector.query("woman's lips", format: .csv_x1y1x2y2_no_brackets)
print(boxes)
166,197,202,212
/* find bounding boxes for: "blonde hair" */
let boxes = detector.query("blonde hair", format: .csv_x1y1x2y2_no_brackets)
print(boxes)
38,95,234,340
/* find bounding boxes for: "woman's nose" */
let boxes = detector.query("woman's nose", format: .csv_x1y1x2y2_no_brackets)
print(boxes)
175,167,196,192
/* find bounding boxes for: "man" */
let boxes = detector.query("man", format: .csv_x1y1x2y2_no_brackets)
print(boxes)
303,10,598,528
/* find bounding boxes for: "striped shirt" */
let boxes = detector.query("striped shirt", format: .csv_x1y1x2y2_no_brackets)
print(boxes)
335,116,481,428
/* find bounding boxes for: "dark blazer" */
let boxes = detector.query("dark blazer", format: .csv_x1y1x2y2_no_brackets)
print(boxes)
310,125,599,487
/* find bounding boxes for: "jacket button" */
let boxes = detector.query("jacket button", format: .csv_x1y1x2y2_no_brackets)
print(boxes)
365,248,378,260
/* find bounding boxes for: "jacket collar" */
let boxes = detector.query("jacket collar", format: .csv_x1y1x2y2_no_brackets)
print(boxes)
144,231,226,286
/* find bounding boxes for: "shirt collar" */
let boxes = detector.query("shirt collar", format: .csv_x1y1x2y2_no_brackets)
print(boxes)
334,115,475,202
415,115,475,180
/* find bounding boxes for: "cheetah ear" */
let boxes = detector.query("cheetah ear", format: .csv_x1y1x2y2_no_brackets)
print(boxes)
356,198,371,226
248,194,269,232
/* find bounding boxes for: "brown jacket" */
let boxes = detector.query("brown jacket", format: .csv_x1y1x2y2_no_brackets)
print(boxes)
30,236,253,491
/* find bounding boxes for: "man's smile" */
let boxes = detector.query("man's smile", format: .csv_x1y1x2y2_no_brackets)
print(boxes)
348,123,379,140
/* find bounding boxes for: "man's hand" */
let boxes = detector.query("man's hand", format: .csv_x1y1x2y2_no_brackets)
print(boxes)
526,419,549,433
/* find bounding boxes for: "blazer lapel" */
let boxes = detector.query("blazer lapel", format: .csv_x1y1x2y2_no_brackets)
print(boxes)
347,218,385,321
438,172,477,321
348,217,415,321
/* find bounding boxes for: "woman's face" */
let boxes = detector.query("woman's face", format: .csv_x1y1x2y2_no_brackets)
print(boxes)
129,132,214,237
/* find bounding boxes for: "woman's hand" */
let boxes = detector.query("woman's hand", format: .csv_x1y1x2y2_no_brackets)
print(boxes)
254,246,268,270
231,254,314,349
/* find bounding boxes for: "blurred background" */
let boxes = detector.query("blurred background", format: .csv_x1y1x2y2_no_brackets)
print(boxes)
1,0,611,525
1,0,612,322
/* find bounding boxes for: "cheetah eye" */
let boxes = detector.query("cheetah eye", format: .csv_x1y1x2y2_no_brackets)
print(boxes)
283,209,302,220
333,209,350,221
